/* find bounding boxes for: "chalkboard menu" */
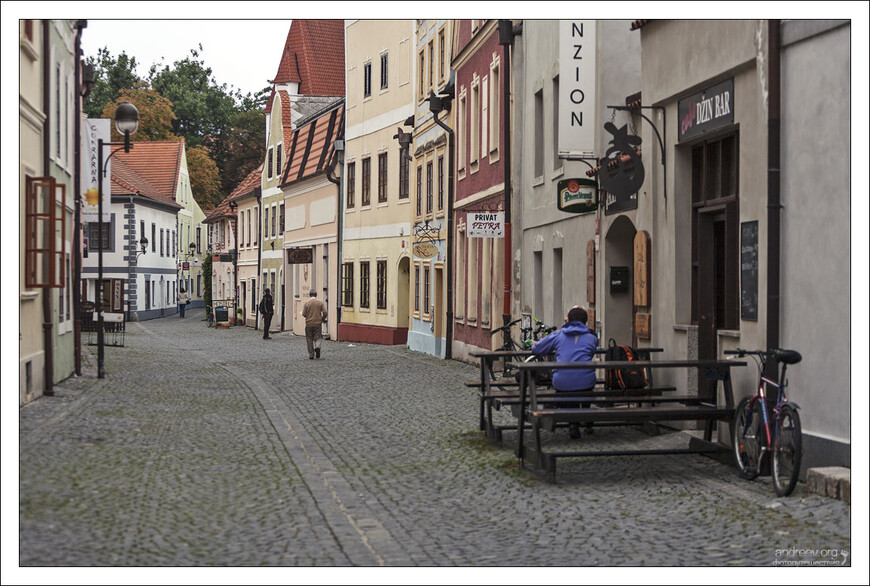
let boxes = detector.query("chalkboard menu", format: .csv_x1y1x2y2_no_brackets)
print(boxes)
740,221,758,321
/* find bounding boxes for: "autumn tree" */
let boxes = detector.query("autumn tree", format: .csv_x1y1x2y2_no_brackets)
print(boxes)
102,83,179,143
186,145,222,210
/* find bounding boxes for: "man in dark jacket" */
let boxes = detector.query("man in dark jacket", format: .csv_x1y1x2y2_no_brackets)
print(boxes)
259,288,274,340
532,306,598,438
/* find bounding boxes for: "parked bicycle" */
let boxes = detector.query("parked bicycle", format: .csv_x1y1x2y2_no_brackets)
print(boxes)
726,347,803,497
488,316,557,380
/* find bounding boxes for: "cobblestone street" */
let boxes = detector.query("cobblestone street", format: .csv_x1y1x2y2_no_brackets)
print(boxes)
16,309,853,576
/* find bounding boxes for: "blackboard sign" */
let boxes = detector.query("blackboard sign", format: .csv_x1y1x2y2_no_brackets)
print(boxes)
740,221,758,321
214,305,230,326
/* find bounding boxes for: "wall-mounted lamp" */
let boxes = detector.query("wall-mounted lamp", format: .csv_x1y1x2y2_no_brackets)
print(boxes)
136,235,149,258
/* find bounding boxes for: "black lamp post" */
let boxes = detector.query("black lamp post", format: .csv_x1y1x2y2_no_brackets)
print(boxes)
184,242,196,294
97,101,139,378
126,234,148,322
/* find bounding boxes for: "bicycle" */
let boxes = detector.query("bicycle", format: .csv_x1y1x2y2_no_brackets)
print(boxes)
489,316,557,381
725,347,803,497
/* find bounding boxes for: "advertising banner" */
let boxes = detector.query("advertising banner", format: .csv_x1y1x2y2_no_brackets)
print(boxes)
558,20,597,159
81,118,111,222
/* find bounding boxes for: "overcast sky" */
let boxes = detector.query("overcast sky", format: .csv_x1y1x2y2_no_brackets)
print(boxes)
80,20,293,98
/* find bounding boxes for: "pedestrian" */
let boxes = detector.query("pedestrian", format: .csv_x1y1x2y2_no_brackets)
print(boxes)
178,288,189,318
302,288,327,359
259,288,274,340
531,306,598,438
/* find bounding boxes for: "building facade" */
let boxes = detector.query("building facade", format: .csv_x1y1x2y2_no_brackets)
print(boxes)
339,19,416,345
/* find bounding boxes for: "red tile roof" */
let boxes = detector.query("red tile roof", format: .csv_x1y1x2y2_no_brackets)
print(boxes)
113,141,184,202
205,165,263,222
111,157,181,209
272,20,345,96
281,101,344,187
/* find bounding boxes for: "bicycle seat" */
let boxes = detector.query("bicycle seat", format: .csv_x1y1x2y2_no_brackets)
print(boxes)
775,349,802,365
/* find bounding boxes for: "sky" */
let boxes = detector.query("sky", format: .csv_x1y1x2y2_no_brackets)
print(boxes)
80,19,293,98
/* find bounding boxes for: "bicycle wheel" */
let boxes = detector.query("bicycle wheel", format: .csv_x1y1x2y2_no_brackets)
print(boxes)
772,404,802,497
732,397,763,480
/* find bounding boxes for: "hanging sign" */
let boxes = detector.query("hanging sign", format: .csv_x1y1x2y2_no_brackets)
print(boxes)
468,212,504,238
558,20,597,158
413,242,439,259
678,78,734,141
287,247,313,264
81,118,111,222
557,178,597,213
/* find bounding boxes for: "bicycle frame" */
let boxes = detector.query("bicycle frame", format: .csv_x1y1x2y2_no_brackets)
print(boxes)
746,356,792,455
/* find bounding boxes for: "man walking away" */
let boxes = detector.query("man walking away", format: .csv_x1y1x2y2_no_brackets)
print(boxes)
302,288,327,359
259,288,274,340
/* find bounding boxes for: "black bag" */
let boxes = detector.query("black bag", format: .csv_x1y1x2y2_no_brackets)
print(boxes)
604,338,648,390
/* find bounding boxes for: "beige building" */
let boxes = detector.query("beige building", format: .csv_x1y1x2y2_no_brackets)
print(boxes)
339,19,416,344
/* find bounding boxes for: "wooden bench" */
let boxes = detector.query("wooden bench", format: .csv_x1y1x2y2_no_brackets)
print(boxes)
469,348,670,442
513,358,747,480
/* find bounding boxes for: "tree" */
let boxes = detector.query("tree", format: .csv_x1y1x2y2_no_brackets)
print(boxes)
186,145,222,210
219,109,267,195
102,83,179,143
84,48,143,118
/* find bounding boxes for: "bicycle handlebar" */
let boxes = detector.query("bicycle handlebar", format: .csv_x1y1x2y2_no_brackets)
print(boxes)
724,348,803,365
490,318,522,336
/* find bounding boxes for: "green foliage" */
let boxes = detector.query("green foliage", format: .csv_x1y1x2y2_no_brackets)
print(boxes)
202,254,212,310
218,109,267,195
84,48,143,118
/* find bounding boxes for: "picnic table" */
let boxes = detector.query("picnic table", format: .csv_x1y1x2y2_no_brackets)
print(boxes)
512,358,746,480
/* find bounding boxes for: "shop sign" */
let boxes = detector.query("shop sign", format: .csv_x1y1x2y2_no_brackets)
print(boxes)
287,247,313,264
413,242,439,259
558,20,597,158
678,78,734,141
557,178,597,214
468,212,504,238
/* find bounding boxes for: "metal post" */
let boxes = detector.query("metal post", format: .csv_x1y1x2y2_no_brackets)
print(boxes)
500,20,514,350
97,138,105,378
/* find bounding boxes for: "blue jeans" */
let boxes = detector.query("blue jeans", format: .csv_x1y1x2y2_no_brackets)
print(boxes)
179,303,186,318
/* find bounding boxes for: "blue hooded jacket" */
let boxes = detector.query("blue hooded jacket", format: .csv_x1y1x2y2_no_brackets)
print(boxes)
531,321,598,391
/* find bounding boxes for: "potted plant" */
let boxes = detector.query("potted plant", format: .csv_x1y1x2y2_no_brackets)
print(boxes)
236,307,244,326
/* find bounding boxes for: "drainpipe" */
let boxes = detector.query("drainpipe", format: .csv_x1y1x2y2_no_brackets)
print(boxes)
255,188,262,331
498,20,516,348
42,20,54,395
431,111,455,359
326,142,344,337
73,20,86,376
766,19,781,377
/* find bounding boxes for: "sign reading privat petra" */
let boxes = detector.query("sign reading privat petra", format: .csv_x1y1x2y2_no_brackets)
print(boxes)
468,212,504,238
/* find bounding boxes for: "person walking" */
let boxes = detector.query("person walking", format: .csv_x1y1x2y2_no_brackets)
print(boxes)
178,288,189,318
302,288,327,359
259,288,274,340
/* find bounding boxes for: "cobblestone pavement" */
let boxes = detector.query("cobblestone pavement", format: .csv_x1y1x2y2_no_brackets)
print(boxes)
17,308,854,574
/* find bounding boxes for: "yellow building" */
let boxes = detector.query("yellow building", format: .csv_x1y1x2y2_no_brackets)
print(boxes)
339,20,416,344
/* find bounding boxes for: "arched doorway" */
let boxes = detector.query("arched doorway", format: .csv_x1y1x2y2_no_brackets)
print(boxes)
604,216,636,345
397,256,410,331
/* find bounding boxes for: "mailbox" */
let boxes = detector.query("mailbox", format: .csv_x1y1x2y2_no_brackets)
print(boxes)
610,266,630,294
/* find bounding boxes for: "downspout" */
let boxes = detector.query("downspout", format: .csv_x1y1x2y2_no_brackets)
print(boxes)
499,20,517,348
766,19,781,376
432,111,455,359
326,147,344,336
73,19,86,375
42,20,54,395
255,188,262,331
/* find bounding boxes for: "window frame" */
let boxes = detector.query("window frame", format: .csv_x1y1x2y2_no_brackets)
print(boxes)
341,262,354,307
360,260,371,309
380,52,389,90
378,152,388,203
362,157,371,207
363,61,372,98
346,161,356,209
376,260,388,310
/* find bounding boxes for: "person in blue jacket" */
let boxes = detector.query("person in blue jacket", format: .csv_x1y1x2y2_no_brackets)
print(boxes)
531,306,598,438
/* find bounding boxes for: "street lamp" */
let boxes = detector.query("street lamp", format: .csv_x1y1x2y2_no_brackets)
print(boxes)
97,101,139,378
126,234,148,322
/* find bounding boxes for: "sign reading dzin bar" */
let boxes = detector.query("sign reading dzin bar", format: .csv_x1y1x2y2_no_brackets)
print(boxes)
558,20,596,158
678,78,734,141
468,212,504,238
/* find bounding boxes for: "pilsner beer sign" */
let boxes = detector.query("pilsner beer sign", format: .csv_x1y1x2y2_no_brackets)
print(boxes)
557,178,597,213
468,212,504,238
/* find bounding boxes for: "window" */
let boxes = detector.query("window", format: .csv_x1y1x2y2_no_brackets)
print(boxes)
481,239,491,325
360,261,370,308
247,210,251,246
251,278,257,312
380,52,388,90
24,177,66,288
279,203,285,233
418,51,425,100
152,223,156,252
437,155,445,212
428,41,434,92
347,162,356,209
341,262,354,306
439,29,446,81
416,165,423,216
399,151,409,199
471,81,480,166
172,230,176,257
552,75,560,169
691,134,740,330
376,260,387,310
423,264,431,317
56,64,61,158
534,88,544,177
363,62,372,98
455,228,466,320
271,204,277,237
268,147,274,179
425,161,433,215
468,237,478,321
362,157,371,206
414,263,421,313
490,60,500,156
253,208,258,244
196,226,202,253
458,91,466,172
276,144,283,177
264,207,270,240
24,19,34,42
378,153,388,203
86,221,110,253
160,229,164,256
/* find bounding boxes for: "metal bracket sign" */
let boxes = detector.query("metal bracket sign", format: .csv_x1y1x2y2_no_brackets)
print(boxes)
557,178,597,213
468,212,504,238
287,247,313,264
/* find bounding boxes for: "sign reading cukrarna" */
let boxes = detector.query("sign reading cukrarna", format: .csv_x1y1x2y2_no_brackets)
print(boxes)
678,78,734,141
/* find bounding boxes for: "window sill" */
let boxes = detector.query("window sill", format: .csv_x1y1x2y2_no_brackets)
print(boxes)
552,166,564,180
718,329,741,339
532,176,545,188
673,323,698,332
20,290,39,301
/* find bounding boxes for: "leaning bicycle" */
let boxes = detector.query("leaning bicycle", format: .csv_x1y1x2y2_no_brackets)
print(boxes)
726,347,803,497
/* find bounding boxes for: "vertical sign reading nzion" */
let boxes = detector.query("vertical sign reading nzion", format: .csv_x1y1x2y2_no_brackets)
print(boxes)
559,20,597,158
